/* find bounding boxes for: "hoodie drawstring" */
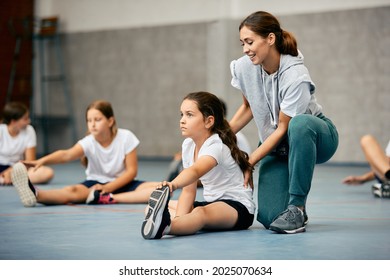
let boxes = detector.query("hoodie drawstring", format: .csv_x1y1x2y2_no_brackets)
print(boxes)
261,68,279,128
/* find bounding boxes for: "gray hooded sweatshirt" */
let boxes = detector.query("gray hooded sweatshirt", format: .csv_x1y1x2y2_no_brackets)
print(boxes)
230,51,322,143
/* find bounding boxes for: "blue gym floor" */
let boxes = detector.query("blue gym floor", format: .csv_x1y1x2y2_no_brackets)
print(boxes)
0,159,389,260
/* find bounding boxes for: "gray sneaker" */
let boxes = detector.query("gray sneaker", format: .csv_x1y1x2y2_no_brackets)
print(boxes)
372,183,390,198
269,205,306,234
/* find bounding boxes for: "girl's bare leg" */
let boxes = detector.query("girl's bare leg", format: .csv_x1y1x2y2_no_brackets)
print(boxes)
361,135,390,181
37,184,90,205
28,166,54,184
112,181,158,203
169,202,238,236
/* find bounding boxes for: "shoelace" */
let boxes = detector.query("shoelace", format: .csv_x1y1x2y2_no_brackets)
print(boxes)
281,209,295,222
279,207,302,222
99,194,113,204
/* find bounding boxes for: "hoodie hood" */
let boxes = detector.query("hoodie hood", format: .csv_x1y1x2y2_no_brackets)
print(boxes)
278,50,316,94
280,50,305,75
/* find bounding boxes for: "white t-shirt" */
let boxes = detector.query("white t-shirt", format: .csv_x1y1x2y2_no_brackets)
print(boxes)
78,128,139,183
385,140,390,157
0,124,36,165
236,131,251,155
182,133,255,214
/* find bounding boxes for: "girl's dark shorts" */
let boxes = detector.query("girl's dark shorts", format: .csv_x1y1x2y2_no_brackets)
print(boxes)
193,199,254,230
0,165,11,173
375,174,385,184
81,179,145,194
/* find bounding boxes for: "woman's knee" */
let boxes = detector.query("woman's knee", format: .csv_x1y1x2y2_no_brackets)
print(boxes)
288,115,314,139
289,114,310,128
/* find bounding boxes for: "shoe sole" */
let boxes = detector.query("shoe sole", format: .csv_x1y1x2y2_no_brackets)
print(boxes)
372,184,381,197
303,212,308,226
11,163,37,207
371,184,390,198
372,189,382,198
141,186,170,239
383,184,390,198
269,225,306,234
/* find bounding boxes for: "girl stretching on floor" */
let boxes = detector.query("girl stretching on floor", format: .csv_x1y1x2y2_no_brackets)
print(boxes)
1,102,53,185
11,100,157,207
141,91,255,239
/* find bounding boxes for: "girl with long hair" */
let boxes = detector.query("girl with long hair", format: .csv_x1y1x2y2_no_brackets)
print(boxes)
141,91,255,239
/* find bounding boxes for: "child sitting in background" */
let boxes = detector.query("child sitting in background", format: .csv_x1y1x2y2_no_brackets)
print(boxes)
0,102,53,185
11,100,157,207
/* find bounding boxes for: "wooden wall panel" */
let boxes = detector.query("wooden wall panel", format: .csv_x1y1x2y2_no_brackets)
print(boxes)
0,0,34,111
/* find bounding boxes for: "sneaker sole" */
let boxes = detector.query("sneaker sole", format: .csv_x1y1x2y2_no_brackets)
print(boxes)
371,184,389,198
303,212,308,226
383,184,390,198
141,186,170,239
372,188,382,198
269,225,306,234
11,163,37,207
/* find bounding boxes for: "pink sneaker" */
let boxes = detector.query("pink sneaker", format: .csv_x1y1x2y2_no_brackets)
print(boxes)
86,190,116,204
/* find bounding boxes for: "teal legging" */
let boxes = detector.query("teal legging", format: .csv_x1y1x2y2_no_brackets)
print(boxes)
257,114,338,228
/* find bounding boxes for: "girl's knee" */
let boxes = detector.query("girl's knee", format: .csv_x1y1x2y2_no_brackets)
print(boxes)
44,167,55,182
47,167,54,178
192,206,204,216
63,185,82,194
191,206,208,223
360,134,375,148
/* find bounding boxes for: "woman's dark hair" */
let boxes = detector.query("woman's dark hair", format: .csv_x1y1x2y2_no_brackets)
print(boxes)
184,91,253,175
2,102,29,124
239,11,298,56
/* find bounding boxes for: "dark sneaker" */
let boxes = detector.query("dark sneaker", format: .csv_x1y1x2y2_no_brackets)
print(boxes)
141,185,171,239
372,183,390,198
86,190,116,204
303,209,309,225
269,205,306,234
11,162,37,207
